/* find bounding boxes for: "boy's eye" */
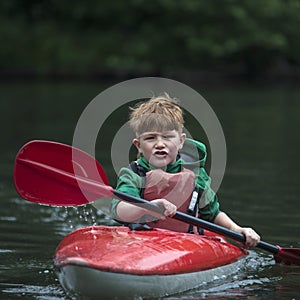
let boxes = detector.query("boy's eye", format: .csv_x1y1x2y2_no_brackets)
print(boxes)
143,135,175,141
163,135,175,139
144,136,155,140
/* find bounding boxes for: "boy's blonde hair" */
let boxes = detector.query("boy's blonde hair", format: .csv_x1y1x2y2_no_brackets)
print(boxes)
129,94,184,136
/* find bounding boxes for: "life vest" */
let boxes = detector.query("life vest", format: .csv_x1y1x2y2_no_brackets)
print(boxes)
129,162,201,233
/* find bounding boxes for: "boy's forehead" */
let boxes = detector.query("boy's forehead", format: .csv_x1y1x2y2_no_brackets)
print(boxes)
138,130,178,138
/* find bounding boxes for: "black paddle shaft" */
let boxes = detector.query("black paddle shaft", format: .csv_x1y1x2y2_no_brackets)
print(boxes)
174,211,279,254
113,189,279,254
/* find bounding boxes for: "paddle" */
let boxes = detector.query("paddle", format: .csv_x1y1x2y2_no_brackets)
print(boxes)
14,140,300,265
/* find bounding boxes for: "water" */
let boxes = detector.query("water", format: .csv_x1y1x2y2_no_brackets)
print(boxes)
1,81,299,299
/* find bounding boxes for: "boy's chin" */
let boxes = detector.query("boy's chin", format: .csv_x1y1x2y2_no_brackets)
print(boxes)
149,158,173,168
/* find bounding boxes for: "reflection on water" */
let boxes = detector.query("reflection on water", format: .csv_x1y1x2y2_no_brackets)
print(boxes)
1,283,65,300
1,196,113,300
1,82,299,299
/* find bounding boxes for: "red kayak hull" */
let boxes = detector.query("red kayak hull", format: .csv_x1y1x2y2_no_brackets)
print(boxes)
54,226,247,298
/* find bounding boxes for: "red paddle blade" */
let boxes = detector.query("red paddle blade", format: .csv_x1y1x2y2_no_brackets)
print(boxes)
14,140,113,206
274,247,300,265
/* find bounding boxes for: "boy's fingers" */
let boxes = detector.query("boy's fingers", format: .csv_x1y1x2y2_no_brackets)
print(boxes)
164,203,177,217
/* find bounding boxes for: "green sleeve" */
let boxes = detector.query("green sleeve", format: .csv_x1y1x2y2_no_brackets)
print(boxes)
196,167,220,222
198,194,220,222
110,167,143,220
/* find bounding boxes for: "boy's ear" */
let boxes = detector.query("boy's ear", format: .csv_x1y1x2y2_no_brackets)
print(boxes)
179,133,186,149
133,138,142,153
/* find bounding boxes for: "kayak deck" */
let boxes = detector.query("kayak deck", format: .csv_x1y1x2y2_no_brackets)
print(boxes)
54,226,246,275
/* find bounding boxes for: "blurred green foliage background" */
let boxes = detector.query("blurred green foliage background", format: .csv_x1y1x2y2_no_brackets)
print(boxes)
0,0,299,81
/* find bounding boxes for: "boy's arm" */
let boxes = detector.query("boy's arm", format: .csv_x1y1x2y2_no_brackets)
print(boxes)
195,169,260,247
116,199,177,223
214,212,260,247
116,201,147,222
214,211,242,232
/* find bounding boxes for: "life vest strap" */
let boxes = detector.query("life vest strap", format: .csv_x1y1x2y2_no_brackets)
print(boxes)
129,161,146,198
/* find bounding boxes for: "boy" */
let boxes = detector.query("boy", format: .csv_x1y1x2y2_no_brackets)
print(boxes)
111,94,260,247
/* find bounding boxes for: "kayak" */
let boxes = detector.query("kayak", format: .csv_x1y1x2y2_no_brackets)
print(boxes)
54,225,247,298
54,225,247,299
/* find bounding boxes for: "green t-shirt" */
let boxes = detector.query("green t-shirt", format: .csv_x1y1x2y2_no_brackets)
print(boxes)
111,138,220,223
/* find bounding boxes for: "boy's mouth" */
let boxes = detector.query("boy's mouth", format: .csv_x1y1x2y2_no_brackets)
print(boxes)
153,150,168,157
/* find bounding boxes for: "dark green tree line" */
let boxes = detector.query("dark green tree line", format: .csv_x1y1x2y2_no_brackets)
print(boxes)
0,0,299,79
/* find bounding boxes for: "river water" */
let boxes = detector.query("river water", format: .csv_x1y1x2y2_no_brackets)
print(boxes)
0,80,299,299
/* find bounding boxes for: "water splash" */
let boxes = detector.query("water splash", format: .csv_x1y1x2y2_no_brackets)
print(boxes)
50,205,112,236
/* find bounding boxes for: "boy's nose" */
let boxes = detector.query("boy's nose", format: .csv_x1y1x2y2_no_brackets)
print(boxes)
155,137,165,147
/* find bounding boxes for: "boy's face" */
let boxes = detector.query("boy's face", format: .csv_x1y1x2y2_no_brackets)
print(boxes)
133,130,186,168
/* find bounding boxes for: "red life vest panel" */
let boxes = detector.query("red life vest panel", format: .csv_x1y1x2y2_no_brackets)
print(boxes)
143,168,196,233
